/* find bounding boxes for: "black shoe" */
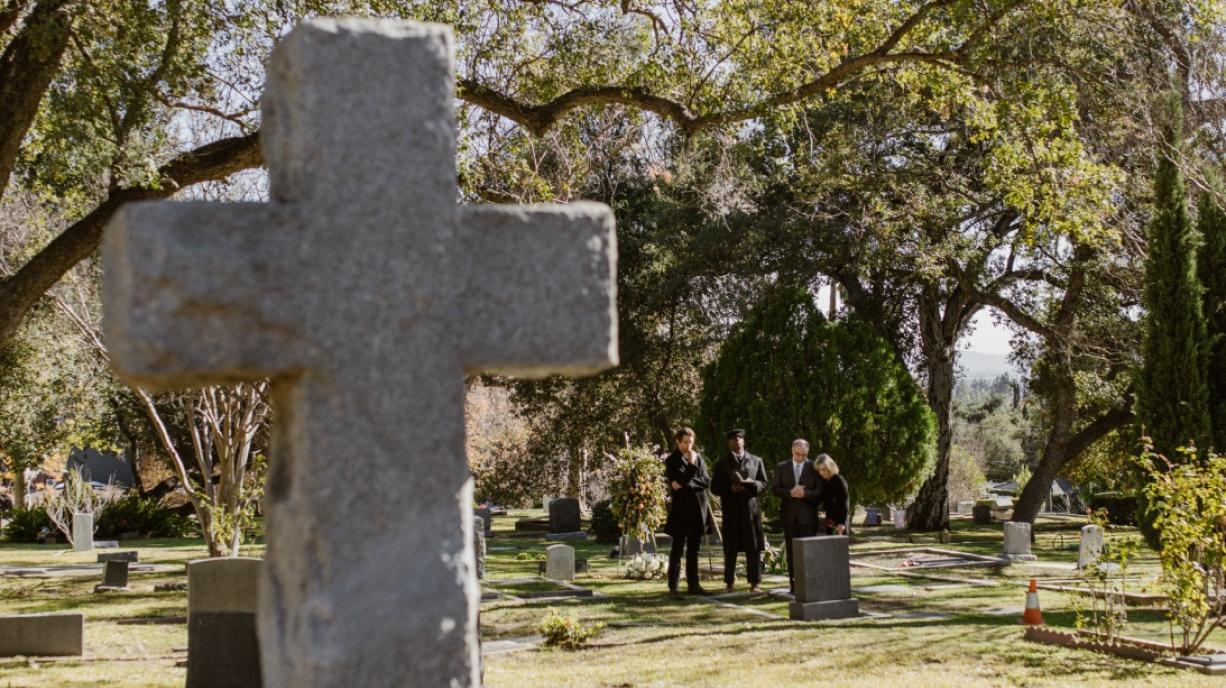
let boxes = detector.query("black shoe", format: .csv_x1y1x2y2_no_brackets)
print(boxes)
687,586,714,597
668,589,684,599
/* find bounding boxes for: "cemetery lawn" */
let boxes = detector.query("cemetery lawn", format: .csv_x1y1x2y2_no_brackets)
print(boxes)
0,514,1221,687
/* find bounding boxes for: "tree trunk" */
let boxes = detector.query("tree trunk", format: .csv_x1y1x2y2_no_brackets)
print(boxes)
908,347,955,530
1013,362,1075,523
13,465,26,511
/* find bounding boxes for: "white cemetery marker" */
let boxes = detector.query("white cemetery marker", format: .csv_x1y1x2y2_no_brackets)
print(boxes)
1078,524,1104,569
101,19,617,688
71,512,93,552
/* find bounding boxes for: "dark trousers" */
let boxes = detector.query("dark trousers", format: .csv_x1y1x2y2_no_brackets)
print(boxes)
782,522,818,591
667,532,702,591
723,547,762,586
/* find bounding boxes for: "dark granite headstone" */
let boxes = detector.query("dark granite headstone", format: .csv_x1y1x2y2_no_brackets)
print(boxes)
98,550,138,563
788,535,859,620
972,503,993,525
187,612,262,688
102,560,129,588
474,506,492,537
863,507,882,526
548,497,582,534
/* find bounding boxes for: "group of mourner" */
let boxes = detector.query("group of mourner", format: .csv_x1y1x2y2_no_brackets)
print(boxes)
661,427,850,597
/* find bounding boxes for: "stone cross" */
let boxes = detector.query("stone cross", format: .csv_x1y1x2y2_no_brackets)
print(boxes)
102,19,617,688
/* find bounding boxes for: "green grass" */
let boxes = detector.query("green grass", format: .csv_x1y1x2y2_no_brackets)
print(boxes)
0,511,1219,686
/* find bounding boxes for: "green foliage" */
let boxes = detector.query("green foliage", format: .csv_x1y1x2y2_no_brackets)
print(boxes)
697,286,935,519
94,493,193,539
2,508,51,543
536,610,602,650
607,446,667,540
1135,99,1212,463
1087,492,1139,527
1136,443,1226,653
589,499,621,544
1198,185,1226,453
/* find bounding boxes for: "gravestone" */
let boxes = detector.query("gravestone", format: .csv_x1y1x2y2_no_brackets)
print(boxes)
892,506,906,529
789,536,859,620
474,506,492,537
548,497,582,534
98,551,138,563
863,507,882,526
71,513,93,552
0,613,83,656
619,534,656,556
473,517,486,580
1002,521,1037,561
1078,524,1104,569
545,544,576,581
187,557,262,688
955,501,974,515
94,560,129,592
541,495,554,513
101,19,617,688
972,502,993,525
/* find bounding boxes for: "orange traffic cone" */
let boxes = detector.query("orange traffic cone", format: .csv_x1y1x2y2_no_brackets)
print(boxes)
1021,578,1044,625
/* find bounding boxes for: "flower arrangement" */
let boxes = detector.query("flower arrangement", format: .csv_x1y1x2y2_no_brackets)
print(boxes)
622,553,666,580
608,445,667,546
537,609,603,650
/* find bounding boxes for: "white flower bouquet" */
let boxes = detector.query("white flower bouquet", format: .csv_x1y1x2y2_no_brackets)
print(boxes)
623,553,666,580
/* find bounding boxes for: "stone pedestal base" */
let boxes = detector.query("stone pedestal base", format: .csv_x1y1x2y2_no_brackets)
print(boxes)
546,531,587,541
789,598,859,621
1003,554,1038,562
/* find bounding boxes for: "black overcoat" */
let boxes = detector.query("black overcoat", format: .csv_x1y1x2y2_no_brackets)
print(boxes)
710,451,768,553
662,450,712,537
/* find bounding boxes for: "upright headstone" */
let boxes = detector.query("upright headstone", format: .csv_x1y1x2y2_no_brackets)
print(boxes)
0,613,84,656
101,19,618,688
1078,524,1104,569
474,506,492,537
955,501,974,515
71,512,93,552
187,558,263,688
95,560,129,592
545,544,576,581
473,517,486,580
892,506,906,529
541,495,553,513
548,497,584,538
1002,521,1037,561
788,536,859,620
863,507,882,526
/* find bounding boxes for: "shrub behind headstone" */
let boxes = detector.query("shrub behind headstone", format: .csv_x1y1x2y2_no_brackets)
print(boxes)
2,508,51,543
589,500,620,543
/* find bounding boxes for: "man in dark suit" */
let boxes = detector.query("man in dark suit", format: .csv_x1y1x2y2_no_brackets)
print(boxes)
662,427,713,597
711,428,768,593
772,438,822,592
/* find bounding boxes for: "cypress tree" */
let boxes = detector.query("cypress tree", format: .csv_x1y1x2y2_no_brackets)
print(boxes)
1135,96,1212,462
698,286,935,522
1198,177,1226,453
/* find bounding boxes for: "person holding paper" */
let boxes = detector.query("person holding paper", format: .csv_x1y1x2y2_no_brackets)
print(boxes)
662,427,713,597
711,428,768,593
772,439,821,591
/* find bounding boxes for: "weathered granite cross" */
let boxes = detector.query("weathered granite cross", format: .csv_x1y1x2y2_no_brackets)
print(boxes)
102,19,617,688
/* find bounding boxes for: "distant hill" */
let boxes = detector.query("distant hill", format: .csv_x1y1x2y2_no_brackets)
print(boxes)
957,351,1022,381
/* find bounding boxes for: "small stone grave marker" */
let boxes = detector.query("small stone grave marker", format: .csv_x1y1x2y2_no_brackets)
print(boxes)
789,536,859,620
545,544,575,581
71,513,93,552
1078,524,1103,569
863,507,882,526
474,517,486,580
95,560,129,592
187,557,262,688
0,613,84,656
98,551,138,563
892,506,906,529
1003,521,1037,561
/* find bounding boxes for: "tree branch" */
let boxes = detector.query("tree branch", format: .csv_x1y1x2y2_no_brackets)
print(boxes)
0,0,79,198
0,131,261,346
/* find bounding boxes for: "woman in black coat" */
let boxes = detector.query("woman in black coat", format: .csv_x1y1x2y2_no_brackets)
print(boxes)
662,427,713,596
814,453,850,535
